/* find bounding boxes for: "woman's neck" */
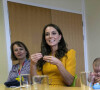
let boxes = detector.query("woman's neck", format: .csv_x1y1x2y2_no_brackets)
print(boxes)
19,59,26,70
51,45,58,55
19,59,26,65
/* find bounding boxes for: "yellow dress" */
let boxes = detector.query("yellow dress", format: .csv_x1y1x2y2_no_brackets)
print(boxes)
37,49,76,86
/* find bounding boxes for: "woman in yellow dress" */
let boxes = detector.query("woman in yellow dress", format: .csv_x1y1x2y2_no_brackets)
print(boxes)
30,24,76,86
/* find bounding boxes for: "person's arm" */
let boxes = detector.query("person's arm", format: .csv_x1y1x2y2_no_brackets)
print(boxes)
58,49,76,85
43,56,74,85
7,69,13,82
7,65,17,82
43,49,76,86
57,61,74,85
30,53,43,76
30,62,37,76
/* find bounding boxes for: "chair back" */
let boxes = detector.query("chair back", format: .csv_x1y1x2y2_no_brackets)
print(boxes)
71,75,77,87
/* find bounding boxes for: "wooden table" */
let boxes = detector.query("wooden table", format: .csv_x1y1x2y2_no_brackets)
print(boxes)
0,84,92,90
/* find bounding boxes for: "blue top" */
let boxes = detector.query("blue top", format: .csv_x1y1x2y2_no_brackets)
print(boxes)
93,83,100,89
7,59,30,82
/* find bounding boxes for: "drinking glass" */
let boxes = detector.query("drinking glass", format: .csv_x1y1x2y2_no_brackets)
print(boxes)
33,75,49,90
80,72,92,90
20,74,31,89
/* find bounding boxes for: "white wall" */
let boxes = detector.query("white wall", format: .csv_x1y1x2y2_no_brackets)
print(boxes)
0,0,82,83
0,0,9,83
8,0,82,14
84,0,100,71
0,0,12,83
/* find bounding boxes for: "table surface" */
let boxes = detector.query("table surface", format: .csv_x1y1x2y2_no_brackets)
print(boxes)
0,84,82,90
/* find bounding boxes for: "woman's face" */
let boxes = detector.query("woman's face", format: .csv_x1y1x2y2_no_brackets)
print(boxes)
13,44,27,60
45,26,61,47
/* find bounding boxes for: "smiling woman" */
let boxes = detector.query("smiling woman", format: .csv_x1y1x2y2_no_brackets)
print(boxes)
45,26,61,48
4,41,30,87
30,24,76,86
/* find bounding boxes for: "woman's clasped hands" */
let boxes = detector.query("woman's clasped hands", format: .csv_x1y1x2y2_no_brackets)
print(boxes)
31,53,60,65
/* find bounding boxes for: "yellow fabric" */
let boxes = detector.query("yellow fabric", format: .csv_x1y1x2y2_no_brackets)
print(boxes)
37,49,76,86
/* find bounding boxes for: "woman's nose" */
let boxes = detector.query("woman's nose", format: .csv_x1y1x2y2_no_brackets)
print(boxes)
49,34,52,38
17,50,21,53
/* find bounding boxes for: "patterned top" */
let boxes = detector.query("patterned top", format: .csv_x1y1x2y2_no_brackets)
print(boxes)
37,49,76,86
7,59,30,82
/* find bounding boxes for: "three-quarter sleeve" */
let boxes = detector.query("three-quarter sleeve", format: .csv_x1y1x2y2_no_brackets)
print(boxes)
7,65,18,82
62,49,76,77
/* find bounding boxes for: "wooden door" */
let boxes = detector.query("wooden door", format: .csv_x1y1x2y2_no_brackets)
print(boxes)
8,1,84,86
51,10,84,79
8,1,51,54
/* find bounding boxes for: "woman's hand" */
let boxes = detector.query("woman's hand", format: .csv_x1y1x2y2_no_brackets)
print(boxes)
43,56,61,65
31,53,43,65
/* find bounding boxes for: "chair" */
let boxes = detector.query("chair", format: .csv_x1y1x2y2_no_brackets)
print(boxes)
71,75,77,87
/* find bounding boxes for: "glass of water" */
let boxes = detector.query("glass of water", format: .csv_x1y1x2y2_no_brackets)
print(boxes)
80,72,93,90
33,75,49,90
20,74,31,89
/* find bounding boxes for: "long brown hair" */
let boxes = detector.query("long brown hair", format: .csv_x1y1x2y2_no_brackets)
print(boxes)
37,24,68,70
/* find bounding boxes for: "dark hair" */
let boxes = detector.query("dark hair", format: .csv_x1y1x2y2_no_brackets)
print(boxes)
93,57,100,67
11,41,30,60
37,24,68,70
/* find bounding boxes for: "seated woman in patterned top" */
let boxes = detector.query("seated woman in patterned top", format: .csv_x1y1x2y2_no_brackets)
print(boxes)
7,41,30,82
30,24,76,86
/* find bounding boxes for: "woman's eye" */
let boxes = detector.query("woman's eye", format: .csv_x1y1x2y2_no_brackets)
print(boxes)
20,48,24,50
45,33,49,36
14,49,18,51
52,32,56,35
